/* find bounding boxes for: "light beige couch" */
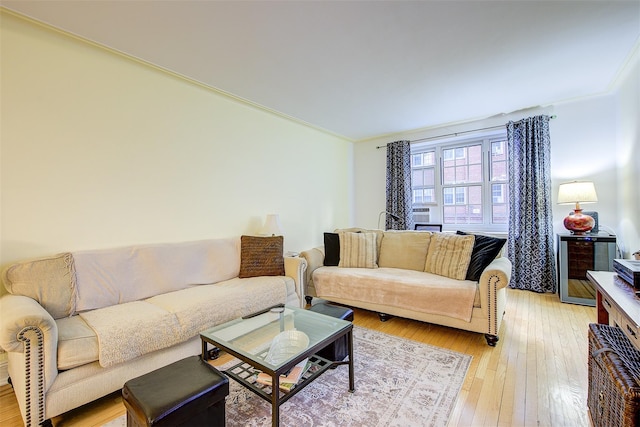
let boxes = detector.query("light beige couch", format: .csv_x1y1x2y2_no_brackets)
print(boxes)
301,229,511,346
0,237,306,427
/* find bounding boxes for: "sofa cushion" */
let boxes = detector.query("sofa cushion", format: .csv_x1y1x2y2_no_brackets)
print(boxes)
239,235,285,278
424,233,475,280
457,231,507,282
338,232,378,269
378,231,432,271
73,238,240,312
323,232,340,266
313,267,477,322
56,315,99,370
2,253,76,319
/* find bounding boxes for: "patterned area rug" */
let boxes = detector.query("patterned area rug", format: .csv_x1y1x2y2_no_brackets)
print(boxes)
104,326,471,427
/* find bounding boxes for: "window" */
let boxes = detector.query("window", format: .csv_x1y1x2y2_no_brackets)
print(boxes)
411,131,509,231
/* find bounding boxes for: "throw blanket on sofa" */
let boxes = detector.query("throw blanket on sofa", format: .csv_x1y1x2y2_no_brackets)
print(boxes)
79,277,288,367
314,267,477,322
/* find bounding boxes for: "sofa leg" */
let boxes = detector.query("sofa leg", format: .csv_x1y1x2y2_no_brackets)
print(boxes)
484,334,499,347
305,296,313,305
378,313,393,322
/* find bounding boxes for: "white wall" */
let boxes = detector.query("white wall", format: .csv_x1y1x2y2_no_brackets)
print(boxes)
0,12,352,279
614,49,640,257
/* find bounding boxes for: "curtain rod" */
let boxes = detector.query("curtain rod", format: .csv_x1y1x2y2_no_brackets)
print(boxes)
376,114,557,149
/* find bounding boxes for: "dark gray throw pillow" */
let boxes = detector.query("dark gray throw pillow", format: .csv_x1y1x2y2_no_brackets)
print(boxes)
323,232,340,266
457,231,506,282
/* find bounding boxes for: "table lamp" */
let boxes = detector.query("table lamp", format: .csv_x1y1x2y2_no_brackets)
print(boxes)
260,214,283,236
557,181,598,234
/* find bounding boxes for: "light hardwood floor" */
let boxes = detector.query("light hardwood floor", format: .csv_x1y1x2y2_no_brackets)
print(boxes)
0,288,596,427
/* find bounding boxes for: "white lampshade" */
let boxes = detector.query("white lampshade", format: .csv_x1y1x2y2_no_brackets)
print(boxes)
260,214,283,236
557,181,598,205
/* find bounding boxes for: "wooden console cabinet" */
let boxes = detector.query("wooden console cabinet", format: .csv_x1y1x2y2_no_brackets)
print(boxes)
588,270,640,351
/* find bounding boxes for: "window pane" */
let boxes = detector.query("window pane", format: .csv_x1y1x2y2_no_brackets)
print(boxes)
469,185,482,204
469,164,482,182
412,154,423,167
492,183,506,203
443,206,455,224
423,151,435,166
469,205,483,223
492,204,508,224
424,169,435,186
413,189,422,204
443,188,454,204
413,170,424,186
468,145,482,163
424,188,435,203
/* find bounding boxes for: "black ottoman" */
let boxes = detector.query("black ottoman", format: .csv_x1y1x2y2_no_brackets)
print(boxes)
309,302,354,362
122,356,229,427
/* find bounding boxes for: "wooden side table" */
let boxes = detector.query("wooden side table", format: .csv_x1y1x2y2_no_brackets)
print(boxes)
588,270,640,351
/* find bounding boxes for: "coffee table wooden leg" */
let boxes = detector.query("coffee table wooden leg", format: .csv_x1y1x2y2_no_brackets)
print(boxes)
348,329,355,392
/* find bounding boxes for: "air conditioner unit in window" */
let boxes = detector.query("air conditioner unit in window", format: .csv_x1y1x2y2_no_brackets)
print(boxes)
413,207,430,223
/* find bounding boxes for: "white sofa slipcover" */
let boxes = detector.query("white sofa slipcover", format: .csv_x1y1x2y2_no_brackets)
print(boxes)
0,237,306,427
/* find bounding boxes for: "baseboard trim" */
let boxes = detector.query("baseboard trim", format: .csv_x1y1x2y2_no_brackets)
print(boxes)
0,359,8,386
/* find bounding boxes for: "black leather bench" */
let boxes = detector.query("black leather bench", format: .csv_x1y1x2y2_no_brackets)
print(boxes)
122,356,229,427
309,302,354,362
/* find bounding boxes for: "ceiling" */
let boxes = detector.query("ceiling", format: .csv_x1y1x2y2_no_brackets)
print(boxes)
3,1,639,141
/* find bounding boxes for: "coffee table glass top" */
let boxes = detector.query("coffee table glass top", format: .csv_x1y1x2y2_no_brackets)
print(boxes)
200,305,350,370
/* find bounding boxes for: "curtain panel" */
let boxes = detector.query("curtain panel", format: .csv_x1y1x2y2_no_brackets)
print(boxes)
506,115,557,292
385,140,414,230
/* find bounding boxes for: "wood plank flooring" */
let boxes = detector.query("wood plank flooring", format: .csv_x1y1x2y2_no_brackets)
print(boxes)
0,288,595,427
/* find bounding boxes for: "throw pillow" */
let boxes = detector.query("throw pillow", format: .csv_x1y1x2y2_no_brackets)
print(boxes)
457,231,507,281
238,235,285,278
338,231,378,269
335,228,384,261
424,233,475,280
323,232,340,266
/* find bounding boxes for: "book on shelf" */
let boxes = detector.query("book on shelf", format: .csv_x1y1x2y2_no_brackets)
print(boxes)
255,358,312,392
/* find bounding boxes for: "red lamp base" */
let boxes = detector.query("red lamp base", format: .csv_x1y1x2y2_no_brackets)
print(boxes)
563,209,595,234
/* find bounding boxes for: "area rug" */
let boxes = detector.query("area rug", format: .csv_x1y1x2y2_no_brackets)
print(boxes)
104,326,471,427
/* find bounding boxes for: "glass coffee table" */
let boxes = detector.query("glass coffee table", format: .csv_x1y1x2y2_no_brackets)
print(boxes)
200,304,354,427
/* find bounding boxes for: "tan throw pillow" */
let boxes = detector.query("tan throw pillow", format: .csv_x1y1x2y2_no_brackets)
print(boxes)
338,232,378,268
378,231,432,271
3,253,77,319
335,228,384,262
239,235,285,278
424,233,475,280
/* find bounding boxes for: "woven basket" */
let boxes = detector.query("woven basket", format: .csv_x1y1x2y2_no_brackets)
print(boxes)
587,323,640,427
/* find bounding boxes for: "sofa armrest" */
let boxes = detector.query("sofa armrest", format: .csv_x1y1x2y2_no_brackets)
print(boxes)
478,256,512,309
284,256,307,307
0,294,59,418
299,247,324,299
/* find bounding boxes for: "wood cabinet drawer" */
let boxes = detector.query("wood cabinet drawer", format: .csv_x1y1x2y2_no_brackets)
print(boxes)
620,317,640,350
601,295,620,326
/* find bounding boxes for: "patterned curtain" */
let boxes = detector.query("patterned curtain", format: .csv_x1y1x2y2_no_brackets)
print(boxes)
385,140,414,230
506,115,557,292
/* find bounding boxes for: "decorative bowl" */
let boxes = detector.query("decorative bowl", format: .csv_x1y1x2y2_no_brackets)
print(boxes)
265,330,309,365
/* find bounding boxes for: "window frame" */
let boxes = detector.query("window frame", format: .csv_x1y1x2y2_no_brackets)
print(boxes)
411,130,509,233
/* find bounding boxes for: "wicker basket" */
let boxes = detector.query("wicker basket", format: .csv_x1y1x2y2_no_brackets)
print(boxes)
588,323,640,427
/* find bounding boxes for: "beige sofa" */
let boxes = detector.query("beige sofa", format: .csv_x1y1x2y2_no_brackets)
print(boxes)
0,236,306,427
301,229,511,346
